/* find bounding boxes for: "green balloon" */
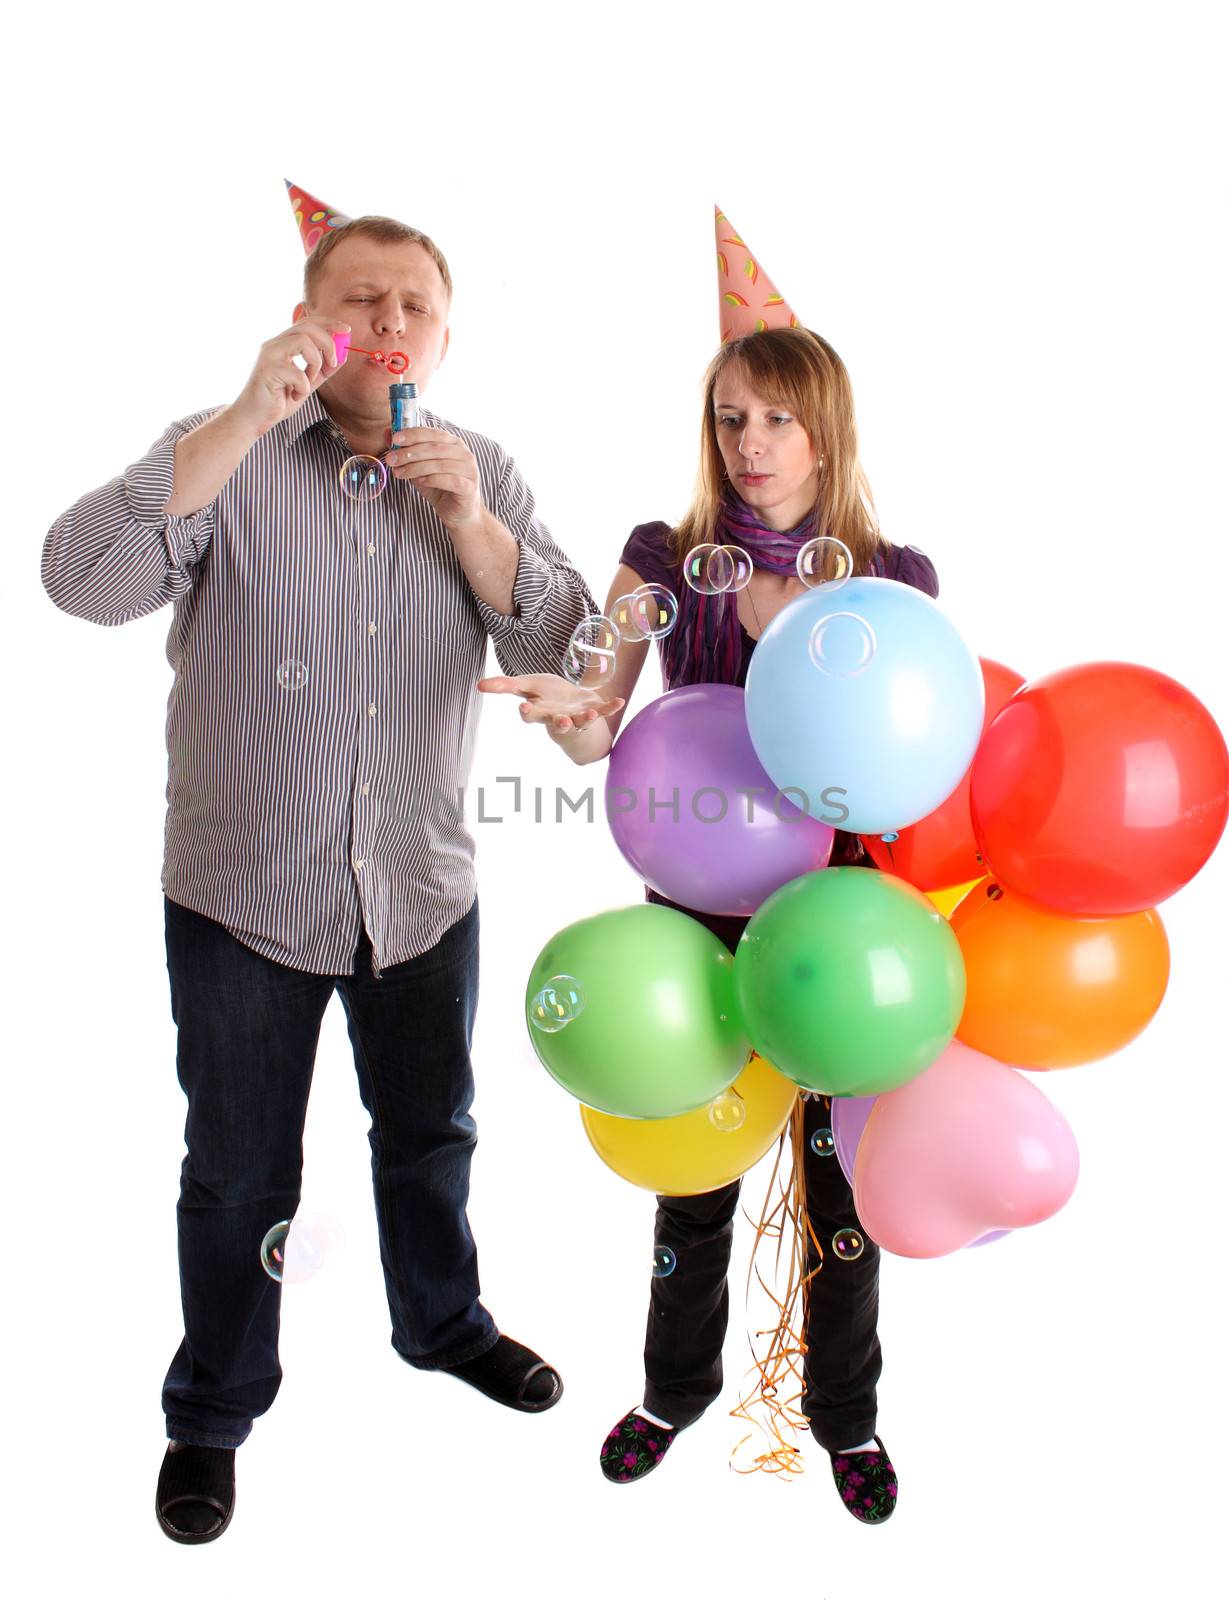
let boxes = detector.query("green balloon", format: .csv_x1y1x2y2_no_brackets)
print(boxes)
734,868,966,1095
525,904,747,1118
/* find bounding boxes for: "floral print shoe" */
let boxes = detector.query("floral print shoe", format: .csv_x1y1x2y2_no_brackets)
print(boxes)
828,1435,898,1523
600,1408,680,1483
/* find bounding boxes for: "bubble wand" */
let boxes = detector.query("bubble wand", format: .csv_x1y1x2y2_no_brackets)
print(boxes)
331,330,411,375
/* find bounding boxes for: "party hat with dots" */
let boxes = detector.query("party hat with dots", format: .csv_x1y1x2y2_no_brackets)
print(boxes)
285,179,351,255
715,204,801,343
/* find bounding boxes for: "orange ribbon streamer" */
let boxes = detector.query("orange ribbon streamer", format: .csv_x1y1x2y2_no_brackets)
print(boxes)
729,1096,825,1479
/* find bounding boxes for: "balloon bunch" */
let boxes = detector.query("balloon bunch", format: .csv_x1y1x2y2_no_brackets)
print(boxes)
525,559,1229,1258
841,658,1229,1254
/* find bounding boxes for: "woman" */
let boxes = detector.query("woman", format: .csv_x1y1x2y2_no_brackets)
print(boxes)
479,326,938,1523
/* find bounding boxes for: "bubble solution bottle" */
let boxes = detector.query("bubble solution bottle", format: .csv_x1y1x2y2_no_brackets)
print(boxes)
390,381,419,438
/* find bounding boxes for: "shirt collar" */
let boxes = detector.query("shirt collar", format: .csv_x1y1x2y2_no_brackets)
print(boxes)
282,390,347,450
280,388,437,451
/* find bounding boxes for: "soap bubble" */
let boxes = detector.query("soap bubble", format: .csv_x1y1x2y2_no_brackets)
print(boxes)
260,1219,327,1285
682,543,726,594
529,975,585,1033
610,584,679,641
339,454,388,501
810,1127,836,1158
717,545,754,592
832,1228,865,1262
563,615,619,687
682,543,754,595
609,591,644,637
260,1221,290,1281
809,612,877,677
708,1088,746,1132
295,1211,346,1256
796,537,853,589
652,1246,677,1278
276,659,309,691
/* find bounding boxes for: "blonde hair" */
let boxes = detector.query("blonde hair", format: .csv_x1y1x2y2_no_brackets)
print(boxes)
303,215,453,306
670,326,887,578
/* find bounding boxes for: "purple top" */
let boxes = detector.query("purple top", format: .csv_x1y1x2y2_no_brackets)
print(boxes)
618,522,941,940
620,521,940,691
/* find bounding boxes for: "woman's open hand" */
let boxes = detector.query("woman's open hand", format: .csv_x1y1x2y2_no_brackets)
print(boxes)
476,672,626,736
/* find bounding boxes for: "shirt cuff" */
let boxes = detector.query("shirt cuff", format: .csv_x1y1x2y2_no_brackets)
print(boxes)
123,432,213,571
481,540,553,637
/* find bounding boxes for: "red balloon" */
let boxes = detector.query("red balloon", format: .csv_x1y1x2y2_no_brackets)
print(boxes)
970,662,1229,915
863,658,1026,888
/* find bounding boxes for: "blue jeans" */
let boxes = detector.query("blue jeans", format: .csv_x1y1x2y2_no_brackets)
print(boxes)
161,893,498,1447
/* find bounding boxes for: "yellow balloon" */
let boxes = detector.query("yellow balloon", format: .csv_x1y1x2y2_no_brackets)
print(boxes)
925,878,985,919
580,1051,798,1195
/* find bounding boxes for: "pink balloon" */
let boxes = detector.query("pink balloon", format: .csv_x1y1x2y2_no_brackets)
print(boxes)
834,1090,1008,1251
852,1039,1079,1258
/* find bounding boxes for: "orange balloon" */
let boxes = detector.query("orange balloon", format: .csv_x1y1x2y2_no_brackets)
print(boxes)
864,658,1026,890
950,881,1170,1068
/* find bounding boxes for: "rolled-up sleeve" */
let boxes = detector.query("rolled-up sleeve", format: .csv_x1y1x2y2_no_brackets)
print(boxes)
476,450,599,677
41,412,218,626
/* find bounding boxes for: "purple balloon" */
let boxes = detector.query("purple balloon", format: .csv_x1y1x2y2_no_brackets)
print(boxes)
605,684,834,916
830,1094,878,1187
968,1229,1010,1248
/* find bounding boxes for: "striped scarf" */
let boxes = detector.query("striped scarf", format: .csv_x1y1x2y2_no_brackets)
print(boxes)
661,492,884,689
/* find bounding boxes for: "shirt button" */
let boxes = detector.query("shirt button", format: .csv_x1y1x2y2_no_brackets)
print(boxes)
354,858,365,871
368,621,377,635
360,782,370,796
368,703,377,718
367,542,376,556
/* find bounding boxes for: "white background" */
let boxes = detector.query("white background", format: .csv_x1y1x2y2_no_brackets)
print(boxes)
3,2,1226,1596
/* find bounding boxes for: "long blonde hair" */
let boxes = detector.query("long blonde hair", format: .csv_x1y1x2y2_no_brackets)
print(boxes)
670,326,887,580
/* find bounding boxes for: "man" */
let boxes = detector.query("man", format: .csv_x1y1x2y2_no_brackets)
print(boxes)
41,194,611,1544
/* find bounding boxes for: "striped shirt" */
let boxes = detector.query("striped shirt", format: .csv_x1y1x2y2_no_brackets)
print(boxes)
41,391,598,979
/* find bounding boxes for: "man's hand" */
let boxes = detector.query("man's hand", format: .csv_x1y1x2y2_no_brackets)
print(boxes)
477,673,626,736
230,318,351,439
384,427,483,532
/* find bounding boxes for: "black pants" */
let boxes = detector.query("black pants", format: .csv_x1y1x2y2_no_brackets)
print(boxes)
642,890,882,1451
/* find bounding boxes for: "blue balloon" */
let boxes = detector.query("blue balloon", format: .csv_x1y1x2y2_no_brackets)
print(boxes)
744,577,984,834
